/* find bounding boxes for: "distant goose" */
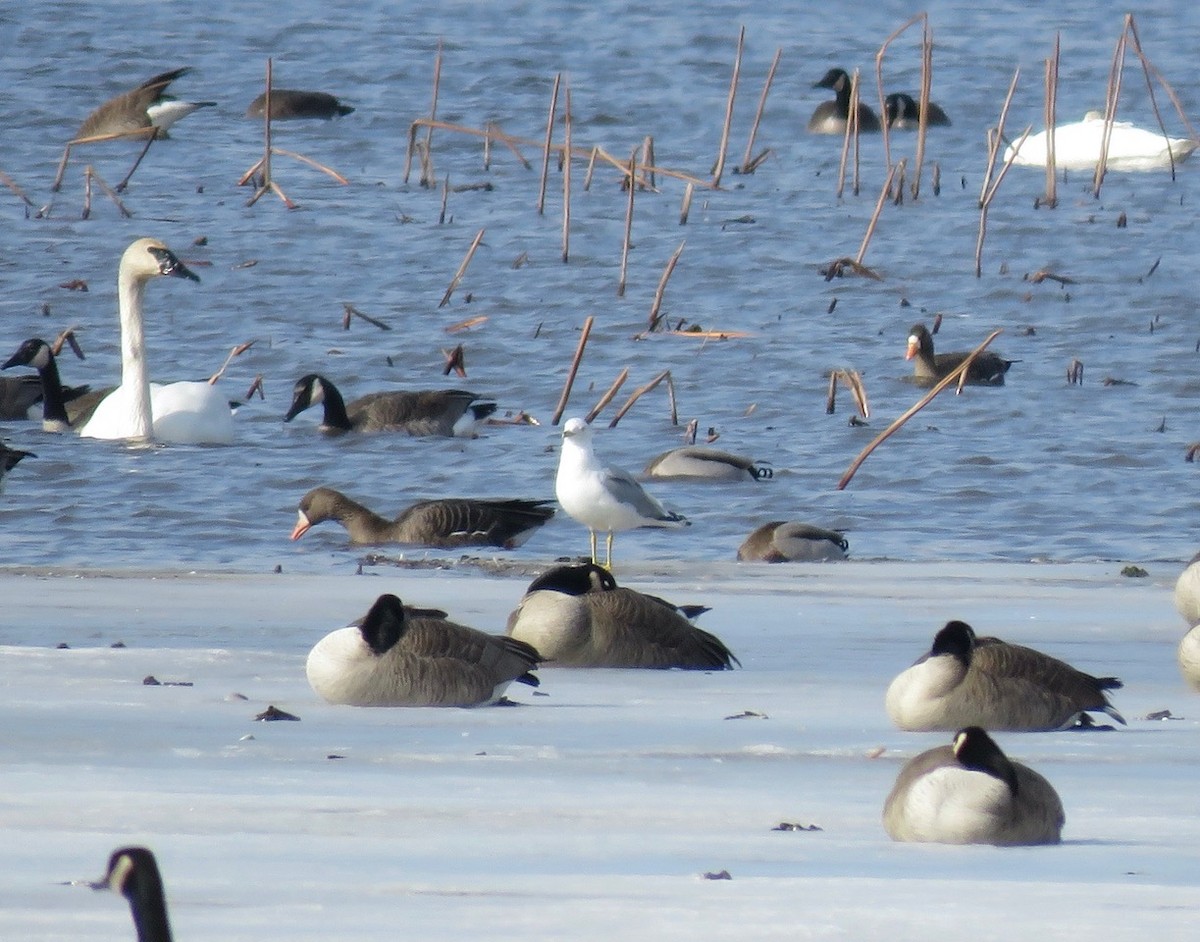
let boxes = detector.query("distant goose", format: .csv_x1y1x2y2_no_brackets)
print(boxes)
0,442,34,490
283,373,495,437
76,67,215,140
808,67,881,135
290,486,556,548
555,417,689,568
92,846,173,942
3,338,108,432
77,239,235,445
1005,111,1197,172
737,521,848,562
883,92,951,129
905,322,1014,386
885,620,1125,732
245,89,355,120
306,593,542,707
882,727,1065,845
643,446,772,481
1174,551,1200,691
506,562,738,669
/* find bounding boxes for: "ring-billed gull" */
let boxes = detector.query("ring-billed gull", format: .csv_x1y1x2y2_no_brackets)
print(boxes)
555,417,688,568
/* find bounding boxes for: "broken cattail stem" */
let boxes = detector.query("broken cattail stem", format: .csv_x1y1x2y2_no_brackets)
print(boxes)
825,372,838,414
679,182,694,225
115,128,159,193
551,315,595,426
82,165,93,219
245,375,265,401
976,125,1030,277
438,228,486,308
646,240,686,332
666,371,678,425
562,81,572,263
617,149,636,298
609,369,672,427
980,67,1021,206
585,367,630,423
1044,33,1060,207
89,167,132,218
583,145,599,191
911,19,933,199
1094,20,1128,198
208,340,256,385
711,25,744,188
739,47,781,172
537,72,561,216
270,148,349,184
855,161,901,265
423,39,443,184
341,303,392,331
642,136,655,189
439,175,450,224
874,12,926,171
850,70,863,194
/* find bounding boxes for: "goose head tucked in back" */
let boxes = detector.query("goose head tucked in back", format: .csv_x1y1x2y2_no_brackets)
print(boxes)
245,89,355,120
883,92,952,129
736,521,848,562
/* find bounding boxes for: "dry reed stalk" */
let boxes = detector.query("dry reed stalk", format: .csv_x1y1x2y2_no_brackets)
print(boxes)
855,161,901,265
87,166,132,217
584,145,599,190
562,81,572,263
837,330,1002,489
115,129,160,192
483,122,492,170
609,369,672,427
341,303,392,331
51,326,85,360
82,165,92,219
645,240,686,332
665,371,678,425
1094,23,1128,198
911,19,932,199
642,136,656,189
585,367,630,423
825,369,870,418
442,343,467,378
1043,33,1060,207
52,125,159,192
444,314,488,333
551,315,595,425
1124,16,1199,141
875,12,926,171
976,125,1030,277
679,182,694,225
979,67,1021,205
850,69,864,194
402,122,418,183
711,25,744,188
422,39,443,188
537,73,561,216
270,149,349,184
207,340,256,385
739,47,781,172
617,149,636,298
439,175,450,224
438,228,485,308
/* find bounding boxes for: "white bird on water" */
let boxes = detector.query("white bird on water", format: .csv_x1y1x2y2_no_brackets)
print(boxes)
555,417,689,569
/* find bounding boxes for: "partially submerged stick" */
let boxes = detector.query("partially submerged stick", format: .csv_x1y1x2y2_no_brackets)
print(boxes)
855,161,901,266
609,369,673,427
341,303,392,331
738,47,781,173
1043,33,1060,207
645,240,686,332
711,25,744,188
438,228,485,308
617,149,636,298
537,72,561,215
562,80,572,263
208,340,256,385
551,315,594,426
585,367,630,423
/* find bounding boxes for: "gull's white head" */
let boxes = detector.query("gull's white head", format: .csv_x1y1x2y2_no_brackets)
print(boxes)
562,417,590,439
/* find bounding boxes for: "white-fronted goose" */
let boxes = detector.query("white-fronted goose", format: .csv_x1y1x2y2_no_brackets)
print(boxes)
290,486,555,548
92,846,173,942
555,417,689,568
77,239,234,445
905,323,1014,386
1174,552,1200,690
76,67,215,140
883,727,1065,845
283,373,495,437
885,620,1124,732
736,522,848,562
883,92,952,129
306,593,541,707
643,446,772,481
808,67,881,135
3,337,107,431
245,89,355,120
506,562,737,670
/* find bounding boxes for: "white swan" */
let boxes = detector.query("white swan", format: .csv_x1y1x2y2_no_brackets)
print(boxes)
1005,111,1197,172
79,238,234,445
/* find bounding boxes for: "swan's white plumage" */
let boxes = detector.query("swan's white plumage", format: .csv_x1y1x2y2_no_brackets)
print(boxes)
1005,112,1196,171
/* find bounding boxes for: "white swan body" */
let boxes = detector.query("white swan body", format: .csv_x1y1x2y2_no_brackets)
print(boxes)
1174,553,1200,691
1005,112,1196,172
78,238,234,445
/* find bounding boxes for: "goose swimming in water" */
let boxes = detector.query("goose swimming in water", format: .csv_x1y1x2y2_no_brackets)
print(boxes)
245,89,355,120
283,373,495,437
1004,111,1197,172
76,67,215,140
882,727,1065,846
736,521,848,562
3,337,107,432
808,67,881,135
885,620,1124,732
883,92,951,129
905,322,1014,386
643,446,772,481
77,239,235,445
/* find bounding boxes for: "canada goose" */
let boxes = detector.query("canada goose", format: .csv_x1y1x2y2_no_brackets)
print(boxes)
0,442,34,490
1004,111,1197,172
0,374,50,421
643,446,772,481
506,562,737,669
77,239,235,445
905,323,1014,386
556,417,689,568
306,593,541,707
92,846,173,942
245,89,355,120
3,337,107,431
76,67,215,140
283,373,495,437
883,92,952,129
290,486,555,548
1174,552,1200,690
736,521,848,562
882,727,1065,845
808,67,881,135
885,620,1125,732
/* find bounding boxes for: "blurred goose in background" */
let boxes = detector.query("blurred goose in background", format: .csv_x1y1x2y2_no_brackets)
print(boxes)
76,67,215,139
808,67,881,134
905,323,1014,386
306,593,541,707
245,88,355,120
506,562,737,669
883,727,1065,845
883,92,951,129
555,417,689,568
0,442,34,490
77,239,235,445
1174,551,1200,691
885,620,1125,732
92,846,173,942
737,521,848,562
644,446,772,481
290,486,555,548
283,373,495,437
3,338,107,432
1004,111,1197,171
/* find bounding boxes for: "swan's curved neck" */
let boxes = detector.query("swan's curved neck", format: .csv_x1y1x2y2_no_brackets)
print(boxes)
118,268,153,440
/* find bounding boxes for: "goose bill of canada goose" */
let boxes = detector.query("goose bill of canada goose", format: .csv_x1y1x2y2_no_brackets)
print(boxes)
1004,112,1197,172
93,846,174,942
643,446,772,481
885,620,1125,732
883,92,952,129
882,727,1065,846
245,89,355,120
506,562,737,670
3,337,108,432
555,417,690,569
807,67,881,135
290,486,556,548
905,322,1014,386
283,373,496,437
77,239,235,445
76,67,215,140
306,593,542,707
736,521,848,562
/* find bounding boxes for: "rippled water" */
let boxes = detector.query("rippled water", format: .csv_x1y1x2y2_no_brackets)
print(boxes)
1,0,1198,572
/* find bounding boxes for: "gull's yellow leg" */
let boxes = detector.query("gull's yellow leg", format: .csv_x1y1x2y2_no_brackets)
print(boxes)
589,529,598,564
604,531,615,570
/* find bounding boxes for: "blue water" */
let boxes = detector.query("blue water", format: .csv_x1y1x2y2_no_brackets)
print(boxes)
1,0,1198,572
